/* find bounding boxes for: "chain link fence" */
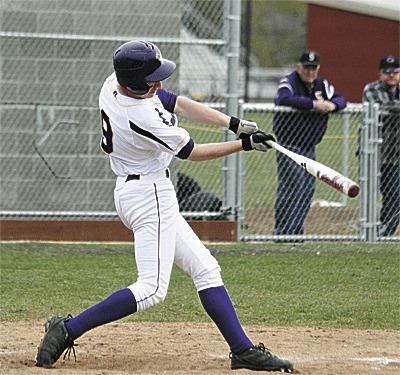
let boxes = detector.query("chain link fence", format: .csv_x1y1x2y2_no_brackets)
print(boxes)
0,0,232,219
358,104,400,242
1,0,399,242
239,103,361,241
238,102,399,242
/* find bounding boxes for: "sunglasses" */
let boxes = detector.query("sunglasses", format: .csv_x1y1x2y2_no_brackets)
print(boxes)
381,68,400,74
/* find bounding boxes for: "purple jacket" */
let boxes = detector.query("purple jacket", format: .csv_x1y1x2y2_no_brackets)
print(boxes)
273,71,347,150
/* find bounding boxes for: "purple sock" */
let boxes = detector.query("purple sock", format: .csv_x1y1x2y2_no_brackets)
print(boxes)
198,286,253,354
65,288,137,340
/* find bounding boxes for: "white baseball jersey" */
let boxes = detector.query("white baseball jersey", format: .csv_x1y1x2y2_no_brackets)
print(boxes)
99,73,192,176
98,73,222,313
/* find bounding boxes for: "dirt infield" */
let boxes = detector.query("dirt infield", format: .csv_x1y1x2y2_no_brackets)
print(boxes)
1,320,399,374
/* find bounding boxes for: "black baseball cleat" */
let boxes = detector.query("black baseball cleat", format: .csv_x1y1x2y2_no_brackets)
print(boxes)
230,343,294,372
35,314,76,367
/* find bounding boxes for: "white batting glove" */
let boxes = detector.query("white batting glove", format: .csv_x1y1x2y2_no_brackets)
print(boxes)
229,117,258,139
242,131,276,152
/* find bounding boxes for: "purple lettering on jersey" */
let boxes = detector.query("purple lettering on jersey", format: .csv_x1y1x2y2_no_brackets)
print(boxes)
155,108,173,126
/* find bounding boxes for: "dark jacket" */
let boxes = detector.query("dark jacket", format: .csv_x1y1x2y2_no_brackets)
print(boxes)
362,80,400,166
273,71,347,150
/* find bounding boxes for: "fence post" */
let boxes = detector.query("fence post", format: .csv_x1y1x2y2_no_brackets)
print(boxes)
341,112,350,207
369,103,382,241
235,100,245,240
363,103,381,242
359,103,369,240
223,0,241,221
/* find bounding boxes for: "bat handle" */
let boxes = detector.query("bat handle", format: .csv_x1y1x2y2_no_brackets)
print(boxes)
266,140,279,150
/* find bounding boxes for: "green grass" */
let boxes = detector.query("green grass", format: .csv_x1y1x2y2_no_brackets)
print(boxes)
1,242,399,330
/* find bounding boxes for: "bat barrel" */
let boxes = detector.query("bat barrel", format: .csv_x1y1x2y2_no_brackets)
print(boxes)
316,172,359,198
268,141,360,198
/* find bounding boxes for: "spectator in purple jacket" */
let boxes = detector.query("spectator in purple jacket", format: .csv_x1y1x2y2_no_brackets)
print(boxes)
273,50,347,239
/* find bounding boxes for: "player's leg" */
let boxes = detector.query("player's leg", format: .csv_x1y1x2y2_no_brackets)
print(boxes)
274,148,315,236
66,179,178,338
274,150,293,234
292,164,316,234
288,148,316,235
173,214,252,353
36,178,178,367
275,151,308,235
379,163,400,236
173,214,293,372
116,177,179,311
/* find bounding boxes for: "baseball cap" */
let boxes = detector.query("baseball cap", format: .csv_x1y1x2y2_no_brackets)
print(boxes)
298,50,320,66
379,55,399,70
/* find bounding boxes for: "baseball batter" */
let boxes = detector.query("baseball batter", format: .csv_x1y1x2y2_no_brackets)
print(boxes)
35,40,293,373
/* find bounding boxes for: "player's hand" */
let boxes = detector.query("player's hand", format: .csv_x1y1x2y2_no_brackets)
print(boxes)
229,117,258,139
242,131,276,152
314,100,336,114
387,105,400,114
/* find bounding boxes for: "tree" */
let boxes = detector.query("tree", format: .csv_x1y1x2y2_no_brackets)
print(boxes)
241,0,307,67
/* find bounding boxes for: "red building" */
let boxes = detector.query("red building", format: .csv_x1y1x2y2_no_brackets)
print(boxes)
305,0,400,102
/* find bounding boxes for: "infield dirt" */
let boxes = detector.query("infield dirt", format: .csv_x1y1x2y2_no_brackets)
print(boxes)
1,320,399,374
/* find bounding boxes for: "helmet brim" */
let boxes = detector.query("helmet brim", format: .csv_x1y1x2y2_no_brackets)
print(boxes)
145,59,176,82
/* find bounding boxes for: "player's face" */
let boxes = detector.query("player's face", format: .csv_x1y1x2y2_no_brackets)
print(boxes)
297,64,320,84
379,68,400,90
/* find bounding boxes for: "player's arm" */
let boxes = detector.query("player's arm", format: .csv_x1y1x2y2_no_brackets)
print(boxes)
156,88,258,138
187,141,243,161
174,95,258,139
186,132,275,162
323,80,347,112
275,79,314,110
362,83,383,106
174,96,230,127
361,84,399,112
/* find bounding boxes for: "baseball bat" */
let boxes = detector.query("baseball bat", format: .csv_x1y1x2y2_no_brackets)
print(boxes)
267,141,360,198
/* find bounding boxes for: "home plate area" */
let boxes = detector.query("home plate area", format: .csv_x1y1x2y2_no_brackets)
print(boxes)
0,321,399,374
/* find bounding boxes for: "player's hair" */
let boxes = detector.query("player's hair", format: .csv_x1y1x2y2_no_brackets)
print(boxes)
113,40,176,95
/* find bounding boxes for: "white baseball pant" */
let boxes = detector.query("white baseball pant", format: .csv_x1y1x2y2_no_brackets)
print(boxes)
114,169,223,312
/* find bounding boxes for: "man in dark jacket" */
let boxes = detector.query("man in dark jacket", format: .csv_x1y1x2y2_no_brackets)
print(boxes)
362,55,400,237
273,50,347,238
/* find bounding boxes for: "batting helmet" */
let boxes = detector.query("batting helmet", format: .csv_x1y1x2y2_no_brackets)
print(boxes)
113,40,176,95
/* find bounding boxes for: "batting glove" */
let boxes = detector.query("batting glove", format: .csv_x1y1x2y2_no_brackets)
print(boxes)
229,117,258,139
242,131,276,152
